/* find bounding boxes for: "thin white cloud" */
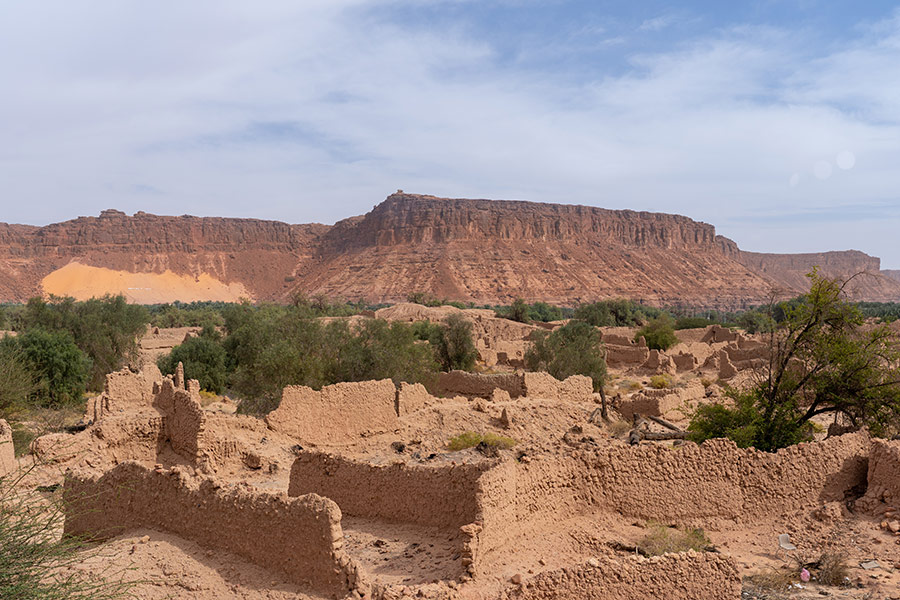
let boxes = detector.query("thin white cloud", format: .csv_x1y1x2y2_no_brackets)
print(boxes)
0,2,898,267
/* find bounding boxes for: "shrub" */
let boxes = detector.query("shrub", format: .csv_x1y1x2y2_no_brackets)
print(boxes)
636,523,711,556
2,329,91,408
502,299,532,323
526,320,610,417
815,551,850,586
649,374,674,389
736,310,774,334
634,314,678,351
447,431,516,451
528,302,563,323
434,314,478,372
158,334,227,394
0,345,34,418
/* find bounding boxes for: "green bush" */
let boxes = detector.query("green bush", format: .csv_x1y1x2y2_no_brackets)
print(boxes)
225,305,439,415
674,316,715,330
634,314,678,351
440,314,478,371
649,374,674,389
526,321,607,393
735,310,774,334
497,298,531,323
528,302,564,323
1,330,91,408
158,334,227,394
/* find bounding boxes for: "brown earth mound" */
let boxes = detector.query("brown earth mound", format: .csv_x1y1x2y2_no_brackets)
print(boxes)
1,195,897,306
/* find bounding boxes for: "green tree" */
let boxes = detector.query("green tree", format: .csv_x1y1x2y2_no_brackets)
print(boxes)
435,314,478,371
504,299,532,324
158,334,227,394
18,296,149,391
634,314,679,351
574,299,662,327
689,270,900,451
3,329,91,407
525,321,609,418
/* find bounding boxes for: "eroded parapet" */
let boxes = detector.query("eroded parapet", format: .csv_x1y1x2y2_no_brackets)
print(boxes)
63,461,363,597
396,382,435,416
0,419,15,477
267,379,398,445
153,374,206,459
498,552,741,600
86,364,162,422
857,439,900,514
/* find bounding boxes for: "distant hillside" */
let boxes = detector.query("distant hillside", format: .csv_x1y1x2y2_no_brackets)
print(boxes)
1,195,897,308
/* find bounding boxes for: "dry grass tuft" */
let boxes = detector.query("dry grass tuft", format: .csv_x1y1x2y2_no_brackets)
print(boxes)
649,374,674,389
447,431,517,451
815,550,850,586
636,523,710,556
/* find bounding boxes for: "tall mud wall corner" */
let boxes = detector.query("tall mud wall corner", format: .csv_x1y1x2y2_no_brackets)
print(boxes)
0,419,15,478
858,439,900,514
63,462,362,597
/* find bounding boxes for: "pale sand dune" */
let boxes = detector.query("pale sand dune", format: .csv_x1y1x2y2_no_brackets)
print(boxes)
42,262,252,303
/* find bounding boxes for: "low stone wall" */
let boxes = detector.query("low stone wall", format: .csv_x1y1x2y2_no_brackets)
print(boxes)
499,552,741,600
0,419,15,477
859,439,900,513
605,343,651,368
397,382,435,416
63,462,361,597
288,452,490,529
266,379,399,444
87,365,162,422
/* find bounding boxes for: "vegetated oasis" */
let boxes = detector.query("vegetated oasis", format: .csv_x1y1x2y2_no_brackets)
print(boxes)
2,271,900,599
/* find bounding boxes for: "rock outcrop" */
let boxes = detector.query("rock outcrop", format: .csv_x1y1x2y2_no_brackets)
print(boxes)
2,193,897,307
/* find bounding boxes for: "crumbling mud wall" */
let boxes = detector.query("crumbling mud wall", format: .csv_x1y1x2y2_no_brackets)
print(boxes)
396,382,436,416
0,419,15,477
435,371,592,402
522,373,593,402
267,379,399,444
288,453,491,529
87,364,162,422
499,552,741,600
31,414,166,469
63,462,362,597
617,380,706,419
858,439,900,513
473,432,870,573
153,376,205,458
436,371,525,399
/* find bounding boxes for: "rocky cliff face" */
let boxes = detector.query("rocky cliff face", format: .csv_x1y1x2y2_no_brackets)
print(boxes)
1,194,898,306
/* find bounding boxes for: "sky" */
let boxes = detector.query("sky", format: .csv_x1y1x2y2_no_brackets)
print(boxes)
1,1,899,267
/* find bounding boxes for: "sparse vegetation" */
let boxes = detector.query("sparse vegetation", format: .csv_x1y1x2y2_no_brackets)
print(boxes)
447,431,517,451
0,471,134,599
636,523,711,556
649,374,674,389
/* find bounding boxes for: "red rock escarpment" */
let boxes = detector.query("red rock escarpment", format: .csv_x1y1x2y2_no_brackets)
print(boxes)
1,194,898,307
